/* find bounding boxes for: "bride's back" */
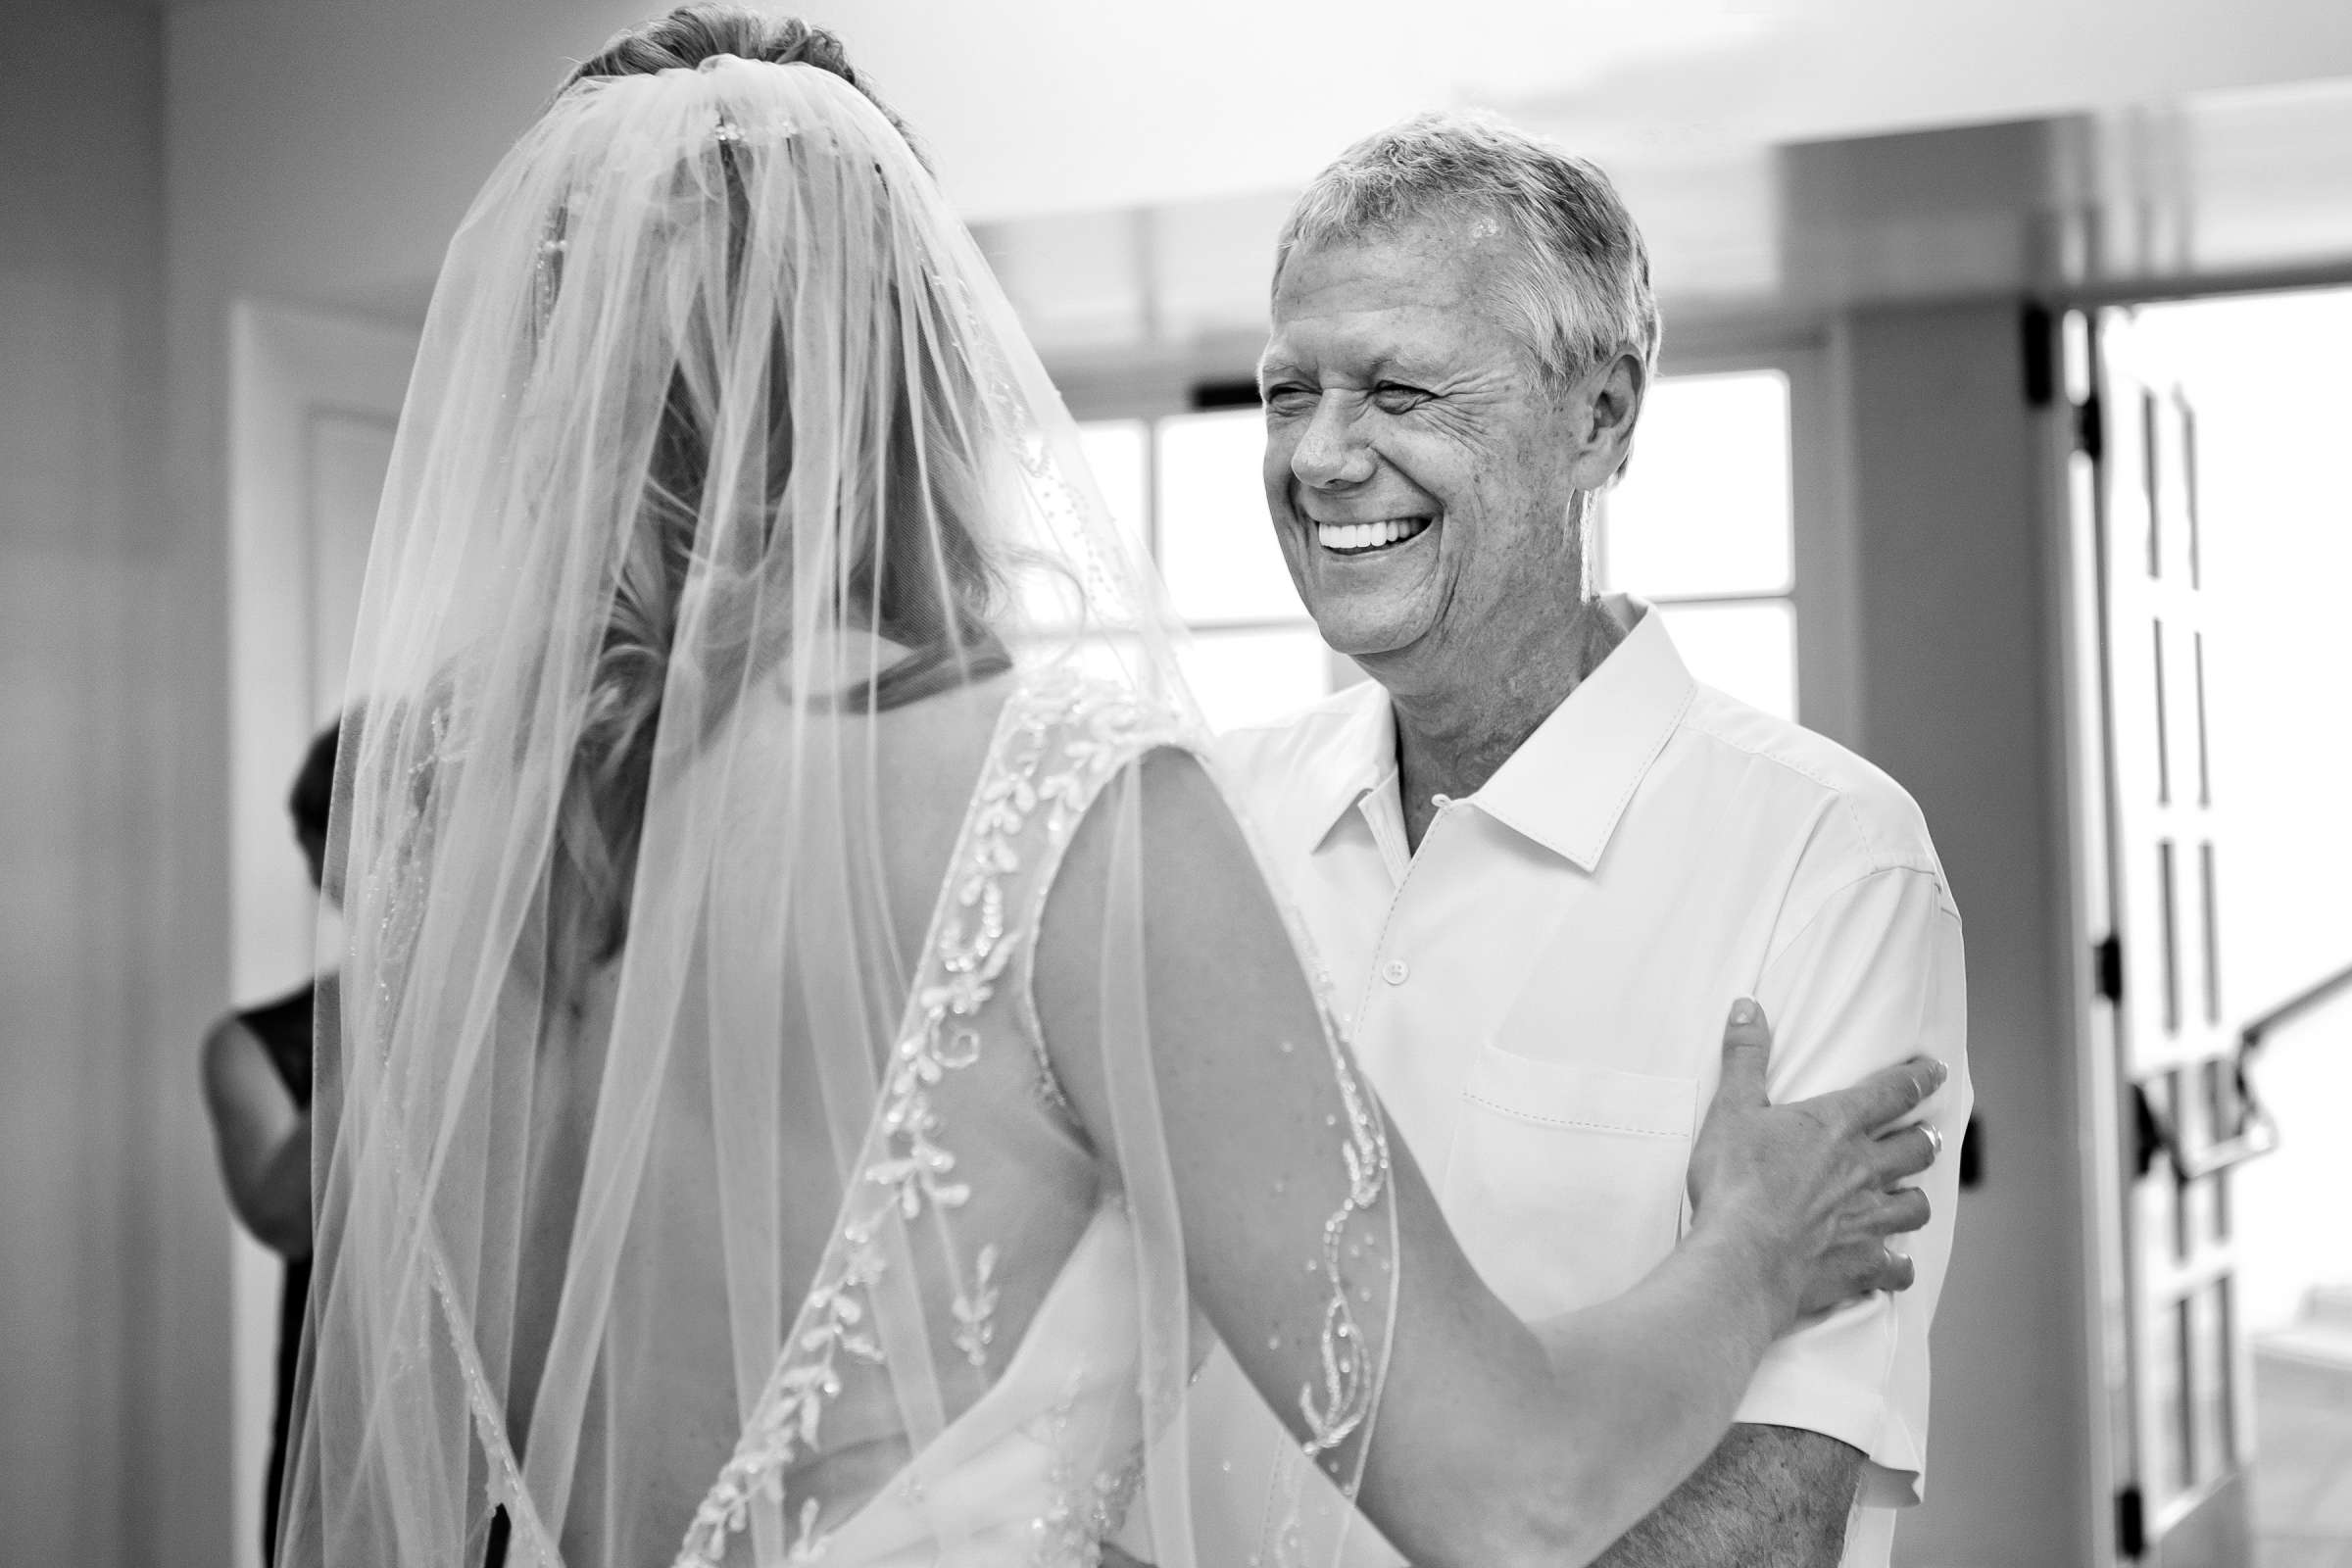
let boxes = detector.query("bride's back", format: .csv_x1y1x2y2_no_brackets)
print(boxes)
524,668,1145,1566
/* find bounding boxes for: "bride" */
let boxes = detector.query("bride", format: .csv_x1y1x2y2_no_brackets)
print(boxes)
280,10,1945,1567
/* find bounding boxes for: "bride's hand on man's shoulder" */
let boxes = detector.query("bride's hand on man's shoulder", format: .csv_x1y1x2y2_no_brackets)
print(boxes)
1688,999,1947,1326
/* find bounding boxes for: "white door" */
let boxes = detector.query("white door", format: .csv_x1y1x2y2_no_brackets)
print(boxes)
225,299,416,1566
2072,304,2272,1566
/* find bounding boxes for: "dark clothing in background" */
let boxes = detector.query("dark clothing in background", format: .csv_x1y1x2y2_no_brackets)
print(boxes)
238,981,316,1566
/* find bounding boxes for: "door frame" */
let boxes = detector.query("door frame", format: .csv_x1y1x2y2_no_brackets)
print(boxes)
2046,296,2287,1566
224,297,416,1567
2042,298,2133,1567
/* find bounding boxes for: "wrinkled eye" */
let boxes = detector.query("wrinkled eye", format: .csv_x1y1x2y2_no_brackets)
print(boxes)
1263,384,1317,417
1371,381,1430,413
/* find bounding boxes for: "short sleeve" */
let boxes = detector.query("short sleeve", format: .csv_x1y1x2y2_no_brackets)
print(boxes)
1738,864,1971,1509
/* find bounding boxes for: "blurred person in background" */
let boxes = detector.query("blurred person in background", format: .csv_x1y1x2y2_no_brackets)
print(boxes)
1196,112,1974,1568
200,715,340,1566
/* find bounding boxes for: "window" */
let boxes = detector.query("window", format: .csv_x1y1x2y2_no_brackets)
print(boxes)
1068,366,1804,731
1070,409,1329,731
1596,368,1798,720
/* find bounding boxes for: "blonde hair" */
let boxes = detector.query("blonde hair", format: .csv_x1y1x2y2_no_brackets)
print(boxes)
544,8,1004,970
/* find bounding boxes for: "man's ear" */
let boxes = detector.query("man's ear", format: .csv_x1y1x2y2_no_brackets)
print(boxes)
1565,351,1646,492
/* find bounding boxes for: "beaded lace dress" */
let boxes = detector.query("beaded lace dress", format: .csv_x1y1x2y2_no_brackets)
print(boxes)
662,670,1396,1568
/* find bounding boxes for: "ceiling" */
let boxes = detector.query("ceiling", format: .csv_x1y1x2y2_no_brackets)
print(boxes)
144,0,2352,220
153,0,2352,338
789,0,2352,221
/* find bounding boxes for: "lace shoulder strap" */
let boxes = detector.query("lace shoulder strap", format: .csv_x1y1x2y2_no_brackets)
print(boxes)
989,671,1202,1118
995,668,1202,843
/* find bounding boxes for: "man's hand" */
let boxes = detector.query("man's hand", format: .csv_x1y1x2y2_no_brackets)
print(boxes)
1591,1423,1860,1568
1688,1001,1942,1329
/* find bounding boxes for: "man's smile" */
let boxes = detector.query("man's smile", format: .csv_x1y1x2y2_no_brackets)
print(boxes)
1311,514,1435,556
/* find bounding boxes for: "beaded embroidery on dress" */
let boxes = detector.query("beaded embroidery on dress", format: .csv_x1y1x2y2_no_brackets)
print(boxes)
668,668,1393,1568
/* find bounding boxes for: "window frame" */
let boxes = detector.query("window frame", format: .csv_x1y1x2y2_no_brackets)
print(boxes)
1651,322,1858,748
1065,396,1355,710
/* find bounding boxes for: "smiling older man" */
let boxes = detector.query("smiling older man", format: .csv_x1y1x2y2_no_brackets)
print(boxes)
1188,114,1973,1567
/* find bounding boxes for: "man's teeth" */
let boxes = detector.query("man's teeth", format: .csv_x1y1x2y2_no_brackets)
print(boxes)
1315,517,1431,553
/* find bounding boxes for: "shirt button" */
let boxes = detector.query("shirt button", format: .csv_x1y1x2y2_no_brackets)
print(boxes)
1431,793,1452,810
1382,958,1410,986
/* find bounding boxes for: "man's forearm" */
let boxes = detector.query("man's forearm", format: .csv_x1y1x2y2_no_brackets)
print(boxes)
1099,1426,1856,1568
1588,1423,1860,1568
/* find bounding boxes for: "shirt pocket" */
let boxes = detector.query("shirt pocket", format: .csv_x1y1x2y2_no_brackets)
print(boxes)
1444,1046,1700,1320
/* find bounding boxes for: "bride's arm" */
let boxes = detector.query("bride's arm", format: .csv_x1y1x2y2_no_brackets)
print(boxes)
1035,749,1938,1568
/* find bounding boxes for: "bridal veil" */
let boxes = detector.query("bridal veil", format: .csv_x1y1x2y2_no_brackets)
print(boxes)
281,52,1396,1568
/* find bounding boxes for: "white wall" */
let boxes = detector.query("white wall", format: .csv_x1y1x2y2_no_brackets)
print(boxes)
807,0,2352,221
0,3,187,1562
165,0,654,322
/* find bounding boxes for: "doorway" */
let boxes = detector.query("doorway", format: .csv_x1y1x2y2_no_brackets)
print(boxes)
2068,287,2352,1567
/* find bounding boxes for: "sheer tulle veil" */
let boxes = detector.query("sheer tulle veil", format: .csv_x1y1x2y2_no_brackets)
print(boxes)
280,48,1396,1568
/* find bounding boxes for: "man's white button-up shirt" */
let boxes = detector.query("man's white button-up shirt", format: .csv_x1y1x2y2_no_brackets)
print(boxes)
1200,598,1972,1568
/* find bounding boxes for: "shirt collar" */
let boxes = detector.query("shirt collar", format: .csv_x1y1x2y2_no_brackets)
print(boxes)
1289,595,1695,869
1295,679,1400,851
1471,595,1695,870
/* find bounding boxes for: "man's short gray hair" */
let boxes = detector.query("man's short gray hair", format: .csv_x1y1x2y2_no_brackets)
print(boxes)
1276,111,1660,392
